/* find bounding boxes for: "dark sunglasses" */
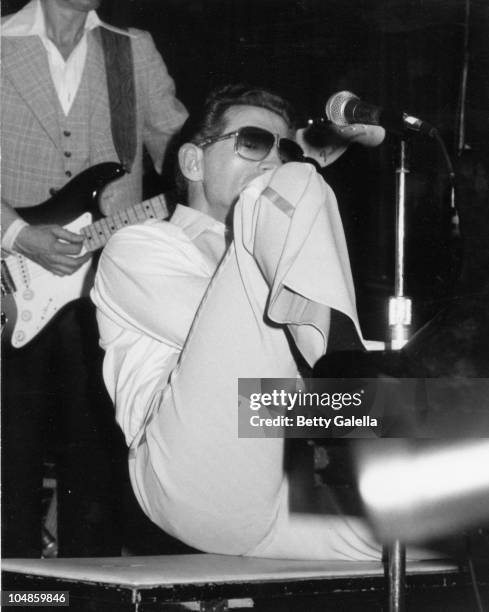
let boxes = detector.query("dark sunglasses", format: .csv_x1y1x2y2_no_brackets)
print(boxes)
197,126,304,164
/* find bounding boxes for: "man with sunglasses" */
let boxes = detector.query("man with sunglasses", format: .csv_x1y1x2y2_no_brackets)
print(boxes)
92,84,426,560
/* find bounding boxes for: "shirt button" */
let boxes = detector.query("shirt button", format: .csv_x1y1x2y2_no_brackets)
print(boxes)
65,170,72,178
63,130,71,137
49,187,58,196
64,151,72,158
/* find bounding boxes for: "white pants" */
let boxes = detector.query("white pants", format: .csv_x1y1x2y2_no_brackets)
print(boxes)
129,164,431,560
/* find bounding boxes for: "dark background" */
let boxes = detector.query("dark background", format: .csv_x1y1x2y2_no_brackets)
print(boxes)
3,0,489,340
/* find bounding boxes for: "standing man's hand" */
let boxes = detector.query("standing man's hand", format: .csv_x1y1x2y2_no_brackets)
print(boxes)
14,225,91,276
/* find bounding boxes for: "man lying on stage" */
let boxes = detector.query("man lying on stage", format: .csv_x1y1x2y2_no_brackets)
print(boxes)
92,84,432,560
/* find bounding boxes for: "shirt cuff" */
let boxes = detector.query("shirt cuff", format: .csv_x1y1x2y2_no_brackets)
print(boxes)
2,219,29,254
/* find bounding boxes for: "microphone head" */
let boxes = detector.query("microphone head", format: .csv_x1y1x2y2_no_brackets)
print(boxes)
325,90,359,126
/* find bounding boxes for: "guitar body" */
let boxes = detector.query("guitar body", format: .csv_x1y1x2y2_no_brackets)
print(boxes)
2,215,94,349
1,162,169,350
15,162,124,226
1,163,124,349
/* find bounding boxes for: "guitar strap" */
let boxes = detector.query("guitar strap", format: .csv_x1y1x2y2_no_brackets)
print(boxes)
100,28,137,173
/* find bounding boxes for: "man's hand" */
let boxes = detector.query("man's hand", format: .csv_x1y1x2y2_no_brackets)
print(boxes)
14,224,91,276
296,123,386,168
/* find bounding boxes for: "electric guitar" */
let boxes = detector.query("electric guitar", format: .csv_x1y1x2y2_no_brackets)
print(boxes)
1,162,169,349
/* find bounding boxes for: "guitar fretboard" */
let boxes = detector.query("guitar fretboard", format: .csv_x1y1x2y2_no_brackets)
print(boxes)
81,195,168,252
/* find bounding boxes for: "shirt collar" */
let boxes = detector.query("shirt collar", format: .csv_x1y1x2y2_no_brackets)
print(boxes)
171,205,226,241
2,0,134,38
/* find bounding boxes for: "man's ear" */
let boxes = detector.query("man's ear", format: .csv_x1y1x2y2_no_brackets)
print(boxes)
178,143,204,182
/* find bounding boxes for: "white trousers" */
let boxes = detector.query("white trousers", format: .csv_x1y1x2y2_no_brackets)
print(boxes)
129,164,430,560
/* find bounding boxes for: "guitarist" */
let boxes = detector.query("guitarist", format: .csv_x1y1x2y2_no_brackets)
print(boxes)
1,0,187,558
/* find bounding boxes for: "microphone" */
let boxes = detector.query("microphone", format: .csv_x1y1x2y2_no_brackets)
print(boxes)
325,91,436,137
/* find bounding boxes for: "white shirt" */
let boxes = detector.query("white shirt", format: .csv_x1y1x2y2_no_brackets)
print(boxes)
1,0,134,251
91,205,227,445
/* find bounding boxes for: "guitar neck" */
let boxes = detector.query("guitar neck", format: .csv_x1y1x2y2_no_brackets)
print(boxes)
81,194,168,253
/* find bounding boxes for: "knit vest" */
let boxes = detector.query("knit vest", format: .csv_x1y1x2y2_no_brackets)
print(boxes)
55,74,91,182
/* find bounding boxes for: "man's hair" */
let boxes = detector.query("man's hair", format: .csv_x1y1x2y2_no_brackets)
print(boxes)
174,84,296,199
183,84,295,144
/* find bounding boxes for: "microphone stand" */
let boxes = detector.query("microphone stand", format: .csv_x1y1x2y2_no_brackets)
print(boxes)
385,138,411,612
389,139,412,350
